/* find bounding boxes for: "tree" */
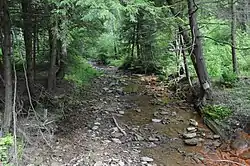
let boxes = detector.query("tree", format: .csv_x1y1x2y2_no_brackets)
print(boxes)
187,0,211,103
0,0,13,134
21,0,35,93
231,0,238,74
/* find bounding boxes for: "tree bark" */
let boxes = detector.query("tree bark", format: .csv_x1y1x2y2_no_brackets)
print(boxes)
187,0,211,102
47,23,58,91
21,0,35,93
56,40,67,79
0,0,13,134
231,0,238,74
33,14,37,78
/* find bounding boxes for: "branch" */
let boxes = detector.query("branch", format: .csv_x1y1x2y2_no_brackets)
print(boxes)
201,35,250,50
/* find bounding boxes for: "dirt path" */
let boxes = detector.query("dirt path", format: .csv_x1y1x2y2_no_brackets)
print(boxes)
22,65,248,166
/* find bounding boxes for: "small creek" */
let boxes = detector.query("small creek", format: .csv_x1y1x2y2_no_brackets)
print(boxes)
92,62,250,166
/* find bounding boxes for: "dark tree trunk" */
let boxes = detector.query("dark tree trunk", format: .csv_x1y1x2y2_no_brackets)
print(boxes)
231,0,238,74
0,0,13,134
187,0,211,102
21,0,35,93
33,15,37,78
47,23,58,91
136,20,140,59
167,0,211,103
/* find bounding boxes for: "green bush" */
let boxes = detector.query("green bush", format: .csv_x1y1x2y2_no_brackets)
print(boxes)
220,69,238,87
65,55,101,85
203,105,232,120
0,134,13,165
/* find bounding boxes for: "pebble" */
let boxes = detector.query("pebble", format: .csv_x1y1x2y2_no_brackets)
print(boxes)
148,137,159,142
189,119,198,126
111,132,123,138
183,132,196,139
171,111,177,116
118,111,125,115
135,108,142,113
213,135,220,139
94,161,103,166
94,122,101,125
141,156,154,162
160,111,169,115
118,161,125,166
92,126,99,130
112,138,122,144
184,138,199,146
186,127,197,132
152,119,161,123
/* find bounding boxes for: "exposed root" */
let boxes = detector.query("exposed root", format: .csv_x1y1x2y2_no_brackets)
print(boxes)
112,116,127,136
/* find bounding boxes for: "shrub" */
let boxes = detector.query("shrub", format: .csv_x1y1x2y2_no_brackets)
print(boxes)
203,105,232,120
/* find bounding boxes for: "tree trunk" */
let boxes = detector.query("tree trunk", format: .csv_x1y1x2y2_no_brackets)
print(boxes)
57,40,67,79
187,0,211,102
47,23,58,91
231,0,238,74
0,0,13,134
33,14,38,78
180,34,192,87
21,0,35,93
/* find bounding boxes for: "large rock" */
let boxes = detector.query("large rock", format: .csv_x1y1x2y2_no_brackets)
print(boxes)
141,156,154,162
183,132,196,139
184,138,199,146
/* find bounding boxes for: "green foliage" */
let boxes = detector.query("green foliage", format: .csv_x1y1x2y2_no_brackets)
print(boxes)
65,55,101,85
203,105,232,120
221,69,238,87
0,134,13,165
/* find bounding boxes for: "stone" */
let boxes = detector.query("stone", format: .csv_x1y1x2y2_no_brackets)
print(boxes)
135,108,142,113
213,135,220,139
51,162,61,166
231,139,249,150
186,127,197,132
171,111,177,116
141,156,154,162
184,138,199,146
118,161,125,166
103,87,109,91
111,132,123,138
112,138,122,144
94,122,101,125
183,132,196,139
148,137,159,142
152,119,161,123
92,126,99,130
160,111,169,115
94,161,103,166
135,134,144,141
189,119,198,126
118,111,125,115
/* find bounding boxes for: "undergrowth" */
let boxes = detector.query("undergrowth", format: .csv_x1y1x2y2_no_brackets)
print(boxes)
65,55,102,85
203,105,232,120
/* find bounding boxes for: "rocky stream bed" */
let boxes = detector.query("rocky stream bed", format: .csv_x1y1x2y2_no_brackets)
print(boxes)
21,65,250,166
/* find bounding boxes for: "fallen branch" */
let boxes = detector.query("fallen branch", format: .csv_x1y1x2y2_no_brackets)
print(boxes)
112,116,127,136
206,159,247,166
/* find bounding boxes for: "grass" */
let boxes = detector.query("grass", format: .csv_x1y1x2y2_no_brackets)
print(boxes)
65,55,102,85
203,105,232,120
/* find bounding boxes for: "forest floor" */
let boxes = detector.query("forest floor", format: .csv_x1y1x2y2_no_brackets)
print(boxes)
12,64,250,166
